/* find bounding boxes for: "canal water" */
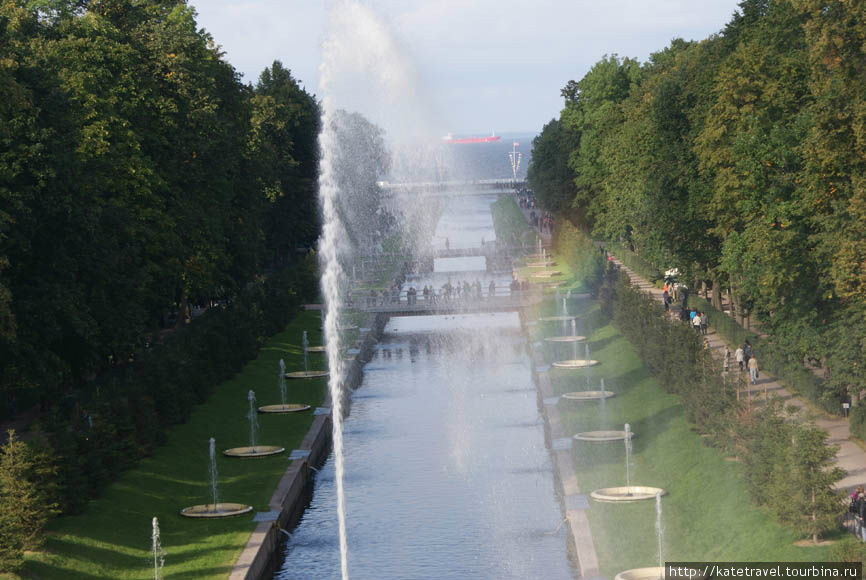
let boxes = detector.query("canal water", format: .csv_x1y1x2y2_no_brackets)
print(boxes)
275,194,573,579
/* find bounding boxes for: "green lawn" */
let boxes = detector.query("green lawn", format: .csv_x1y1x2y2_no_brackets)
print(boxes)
530,299,834,577
20,311,328,580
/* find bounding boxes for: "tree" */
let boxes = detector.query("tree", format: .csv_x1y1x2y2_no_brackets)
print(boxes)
0,430,57,572
249,61,320,267
526,118,577,217
786,422,845,542
330,109,390,247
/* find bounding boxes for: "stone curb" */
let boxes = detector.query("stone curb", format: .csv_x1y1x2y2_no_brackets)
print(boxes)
523,310,600,578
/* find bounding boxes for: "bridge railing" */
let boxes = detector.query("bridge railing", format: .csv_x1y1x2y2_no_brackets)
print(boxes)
345,287,543,313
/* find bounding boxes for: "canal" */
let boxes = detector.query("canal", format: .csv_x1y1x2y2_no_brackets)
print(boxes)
275,194,573,579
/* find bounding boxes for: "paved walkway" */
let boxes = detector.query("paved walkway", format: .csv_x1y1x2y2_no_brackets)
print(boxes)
609,256,865,491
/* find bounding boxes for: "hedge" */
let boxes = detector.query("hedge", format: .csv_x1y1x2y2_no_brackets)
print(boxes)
602,266,844,541
38,257,316,514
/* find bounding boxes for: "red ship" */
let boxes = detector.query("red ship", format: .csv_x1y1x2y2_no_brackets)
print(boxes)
441,132,501,144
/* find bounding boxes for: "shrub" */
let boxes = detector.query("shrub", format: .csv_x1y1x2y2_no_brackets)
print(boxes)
0,430,58,573
850,405,866,441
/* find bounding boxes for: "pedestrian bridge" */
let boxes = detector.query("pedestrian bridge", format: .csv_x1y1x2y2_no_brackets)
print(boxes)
378,179,526,197
347,292,543,316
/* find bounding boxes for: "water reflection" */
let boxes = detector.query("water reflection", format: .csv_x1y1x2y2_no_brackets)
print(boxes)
275,312,573,579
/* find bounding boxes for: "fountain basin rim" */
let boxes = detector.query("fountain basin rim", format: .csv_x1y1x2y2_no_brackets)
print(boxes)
553,359,600,369
285,370,329,379
561,390,615,400
530,270,562,278
223,445,285,457
575,430,634,442
527,261,556,268
538,315,578,322
591,486,667,502
305,345,326,353
615,567,705,580
544,335,587,343
258,404,311,414
179,503,253,518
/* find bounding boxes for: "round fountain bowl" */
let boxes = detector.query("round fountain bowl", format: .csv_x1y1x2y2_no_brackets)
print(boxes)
258,403,311,414
305,345,326,353
575,430,633,442
179,503,253,519
615,567,666,580
591,486,667,502
285,370,329,379
530,270,562,278
615,567,704,580
545,335,586,343
223,445,285,458
553,359,599,369
538,315,577,322
562,390,615,400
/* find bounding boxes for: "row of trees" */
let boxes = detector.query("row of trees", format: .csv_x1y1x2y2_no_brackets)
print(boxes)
598,262,843,543
527,0,866,412
0,0,320,415
0,1,338,571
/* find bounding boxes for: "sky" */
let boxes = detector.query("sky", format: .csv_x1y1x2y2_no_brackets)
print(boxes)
190,0,744,136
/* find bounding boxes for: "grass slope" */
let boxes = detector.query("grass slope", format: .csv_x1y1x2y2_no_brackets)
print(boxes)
530,268,832,577
20,310,328,580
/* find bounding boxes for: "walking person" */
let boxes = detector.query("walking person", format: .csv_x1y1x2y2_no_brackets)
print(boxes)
748,355,759,385
724,346,731,372
735,345,744,371
743,340,753,369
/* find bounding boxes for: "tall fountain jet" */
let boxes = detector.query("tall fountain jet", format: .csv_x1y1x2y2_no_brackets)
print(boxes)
316,1,444,576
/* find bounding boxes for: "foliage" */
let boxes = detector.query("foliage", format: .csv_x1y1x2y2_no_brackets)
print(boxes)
600,266,844,540
23,310,329,579
526,0,866,415
850,405,866,442
0,2,320,422
0,0,334,522
0,430,58,572
553,220,605,294
42,261,312,514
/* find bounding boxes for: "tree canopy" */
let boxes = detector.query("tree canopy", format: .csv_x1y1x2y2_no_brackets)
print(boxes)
527,0,866,408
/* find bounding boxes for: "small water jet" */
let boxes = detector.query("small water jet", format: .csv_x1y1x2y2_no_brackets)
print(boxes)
283,331,329,379
180,438,253,518
303,331,310,372
152,516,164,580
614,493,669,580
259,359,312,413
224,390,285,457
553,343,599,369
591,424,666,502
544,319,585,344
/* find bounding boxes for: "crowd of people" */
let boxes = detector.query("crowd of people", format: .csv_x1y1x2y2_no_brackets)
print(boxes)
364,279,501,306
